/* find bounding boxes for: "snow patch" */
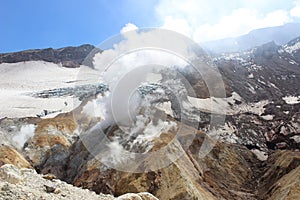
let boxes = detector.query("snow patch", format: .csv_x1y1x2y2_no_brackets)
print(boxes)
251,149,268,161
261,115,274,120
283,111,290,115
284,41,300,53
209,122,239,143
258,79,266,85
282,96,300,104
188,92,268,115
289,59,297,65
291,135,300,143
268,82,278,89
247,83,256,94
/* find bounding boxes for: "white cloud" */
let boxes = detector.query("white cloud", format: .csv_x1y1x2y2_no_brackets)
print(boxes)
155,0,296,42
162,16,191,36
120,23,138,34
291,6,300,17
294,0,300,5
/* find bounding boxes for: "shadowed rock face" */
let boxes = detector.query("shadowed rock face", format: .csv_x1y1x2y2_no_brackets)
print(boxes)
257,150,300,200
0,44,101,68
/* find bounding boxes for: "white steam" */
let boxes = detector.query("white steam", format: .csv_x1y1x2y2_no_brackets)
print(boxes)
12,124,35,149
79,28,206,170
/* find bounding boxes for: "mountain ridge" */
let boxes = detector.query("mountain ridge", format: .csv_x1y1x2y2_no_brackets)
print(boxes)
0,44,101,68
202,23,300,54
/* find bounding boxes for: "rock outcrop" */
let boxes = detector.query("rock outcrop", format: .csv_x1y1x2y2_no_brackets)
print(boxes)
23,115,78,179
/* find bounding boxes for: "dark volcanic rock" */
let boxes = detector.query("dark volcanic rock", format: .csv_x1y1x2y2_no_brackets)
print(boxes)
215,42,300,102
0,44,102,68
253,41,279,59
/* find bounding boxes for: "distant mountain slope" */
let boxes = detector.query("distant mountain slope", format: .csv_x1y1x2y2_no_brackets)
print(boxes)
202,23,300,53
0,44,101,68
214,39,300,102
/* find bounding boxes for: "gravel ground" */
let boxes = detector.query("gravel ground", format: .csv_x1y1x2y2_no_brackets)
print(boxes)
0,164,158,200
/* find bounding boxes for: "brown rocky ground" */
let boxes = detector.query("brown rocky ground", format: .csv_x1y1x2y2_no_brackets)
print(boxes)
1,114,297,200
0,145,32,169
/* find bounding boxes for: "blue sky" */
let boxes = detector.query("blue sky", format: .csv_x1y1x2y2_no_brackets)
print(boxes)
0,0,158,52
1,0,300,53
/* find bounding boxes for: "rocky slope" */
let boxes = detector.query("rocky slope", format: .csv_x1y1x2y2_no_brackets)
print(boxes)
0,117,299,199
210,37,300,154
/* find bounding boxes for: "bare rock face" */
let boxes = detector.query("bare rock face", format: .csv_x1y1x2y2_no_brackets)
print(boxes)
23,115,78,179
258,150,300,200
9,114,297,200
0,145,32,169
189,134,260,200
66,125,258,200
61,125,300,200
263,165,300,200
70,142,216,199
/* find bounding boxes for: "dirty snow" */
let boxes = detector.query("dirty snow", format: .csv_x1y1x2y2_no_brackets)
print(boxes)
261,115,274,120
188,92,268,115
